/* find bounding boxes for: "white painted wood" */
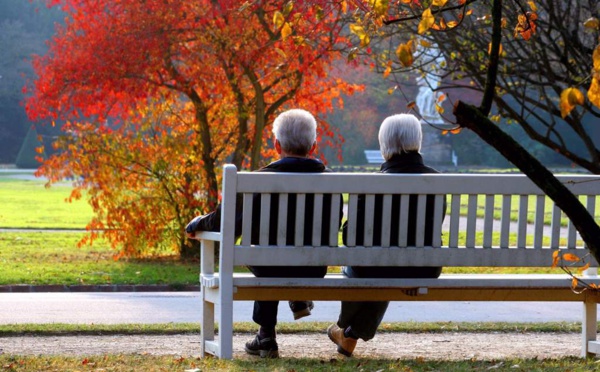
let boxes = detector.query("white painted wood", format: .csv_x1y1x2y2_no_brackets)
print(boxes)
277,194,288,246
363,194,375,246
483,195,494,248
517,195,528,248
415,194,426,247
193,165,600,360
550,204,561,248
432,195,444,248
329,194,341,247
500,195,511,248
466,195,477,248
312,194,323,246
241,193,253,246
295,194,306,247
586,196,597,250
259,193,271,246
449,194,460,248
381,194,392,247
583,300,598,357
346,194,358,247
534,195,545,249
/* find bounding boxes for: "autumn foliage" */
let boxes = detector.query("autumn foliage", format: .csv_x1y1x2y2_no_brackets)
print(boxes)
26,0,359,258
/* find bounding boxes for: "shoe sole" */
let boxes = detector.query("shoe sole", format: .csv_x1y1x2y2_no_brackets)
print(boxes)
292,302,315,320
244,346,279,358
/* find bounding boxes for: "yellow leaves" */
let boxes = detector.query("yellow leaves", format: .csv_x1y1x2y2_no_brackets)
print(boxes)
273,11,285,29
559,87,584,118
281,22,292,40
368,0,389,16
551,250,560,268
583,17,600,31
588,76,600,109
407,101,416,110
282,1,294,16
432,0,447,7
395,40,414,67
350,23,370,47
487,42,503,56
418,8,435,34
527,1,537,12
593,44,600,71
383,65,392,78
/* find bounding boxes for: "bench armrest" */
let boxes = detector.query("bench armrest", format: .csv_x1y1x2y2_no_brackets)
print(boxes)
194,231,222,241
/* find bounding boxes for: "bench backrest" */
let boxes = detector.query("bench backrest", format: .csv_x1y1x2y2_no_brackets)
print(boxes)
216,164,600,269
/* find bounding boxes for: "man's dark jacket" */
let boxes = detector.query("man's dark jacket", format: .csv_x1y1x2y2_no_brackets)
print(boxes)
342,151,446,278
187,157,342,277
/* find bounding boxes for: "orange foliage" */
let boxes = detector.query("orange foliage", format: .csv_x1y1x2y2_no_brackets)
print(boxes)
27,0,359,257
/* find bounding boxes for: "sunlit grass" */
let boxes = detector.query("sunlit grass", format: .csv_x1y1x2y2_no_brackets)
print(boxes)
0,232,198,285
0,179,93,229
0,354,594,371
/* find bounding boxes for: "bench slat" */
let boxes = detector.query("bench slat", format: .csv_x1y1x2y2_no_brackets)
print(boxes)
231,246,596,267
500,195,511,248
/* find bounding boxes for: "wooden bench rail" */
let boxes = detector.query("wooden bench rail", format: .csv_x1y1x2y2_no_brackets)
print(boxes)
194,164,600,359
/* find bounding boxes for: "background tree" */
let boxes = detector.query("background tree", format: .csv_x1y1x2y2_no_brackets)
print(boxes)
27,0,357,258
338,0,600,260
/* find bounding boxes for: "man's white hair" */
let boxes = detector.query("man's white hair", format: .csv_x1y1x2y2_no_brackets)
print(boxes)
272,109,317,156
378,113,422,160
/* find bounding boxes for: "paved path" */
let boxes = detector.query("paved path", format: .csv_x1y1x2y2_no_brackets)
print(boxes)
0,292,593,324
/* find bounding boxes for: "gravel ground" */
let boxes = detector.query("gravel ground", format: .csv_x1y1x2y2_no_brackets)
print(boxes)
0,332,586,360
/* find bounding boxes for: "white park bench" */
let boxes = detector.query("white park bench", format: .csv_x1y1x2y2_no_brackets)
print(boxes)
193,164,600,359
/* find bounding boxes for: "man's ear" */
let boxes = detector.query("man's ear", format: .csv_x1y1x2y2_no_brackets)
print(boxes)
275,138,282,154
308,141,317,155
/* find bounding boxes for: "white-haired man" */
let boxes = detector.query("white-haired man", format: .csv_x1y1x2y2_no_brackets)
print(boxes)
187,109,342,358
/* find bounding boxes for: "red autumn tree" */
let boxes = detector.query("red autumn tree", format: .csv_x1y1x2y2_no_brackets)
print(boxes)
26,0,359,258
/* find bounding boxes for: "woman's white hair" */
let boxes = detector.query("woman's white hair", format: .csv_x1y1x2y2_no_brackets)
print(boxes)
272,109,317,156
378,113,422,160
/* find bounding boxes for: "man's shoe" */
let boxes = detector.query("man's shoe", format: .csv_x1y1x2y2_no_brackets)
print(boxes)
244,335,279,358
327,324,357,357
289,300,314,320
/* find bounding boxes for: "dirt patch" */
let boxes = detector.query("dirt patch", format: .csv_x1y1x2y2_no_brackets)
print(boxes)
0,332,586,360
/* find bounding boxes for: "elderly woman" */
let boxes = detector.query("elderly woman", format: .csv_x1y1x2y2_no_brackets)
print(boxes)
328,113,446,357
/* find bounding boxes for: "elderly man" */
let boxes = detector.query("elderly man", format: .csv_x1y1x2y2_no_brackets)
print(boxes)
186,109,341,358
327,113,446,357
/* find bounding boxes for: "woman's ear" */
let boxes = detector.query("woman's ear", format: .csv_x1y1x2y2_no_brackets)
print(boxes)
274,138,282,154
308,141,317,155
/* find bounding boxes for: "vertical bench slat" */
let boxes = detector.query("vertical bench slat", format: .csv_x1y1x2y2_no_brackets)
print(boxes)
483,195,494,248
241,193,253,246
277,194,288,246
295,194,306,247
534,195,545,249
259,194,271,246
415,194,427,247
586,195,597,250
312,194,324,246
329,194,342,246
466,194,477,248
398,194,410,247
449,194,461,248
550,203,561,248
500,195,511,248
432,194,444,248
517,195,528,248
381,194,392,247
346,194,358,247
363,194,376,246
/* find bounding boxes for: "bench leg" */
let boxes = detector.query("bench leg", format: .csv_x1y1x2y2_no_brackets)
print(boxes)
200,289,215,357
583,299,599,357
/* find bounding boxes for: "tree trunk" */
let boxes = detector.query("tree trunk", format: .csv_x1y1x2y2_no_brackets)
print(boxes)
453,100,600,261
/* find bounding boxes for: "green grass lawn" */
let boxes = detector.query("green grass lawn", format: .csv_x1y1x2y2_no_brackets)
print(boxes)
0,232,198,285
0,179,93,229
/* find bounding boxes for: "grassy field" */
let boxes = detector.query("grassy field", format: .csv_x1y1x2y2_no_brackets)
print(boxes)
0,179,92,229
0,354,594,372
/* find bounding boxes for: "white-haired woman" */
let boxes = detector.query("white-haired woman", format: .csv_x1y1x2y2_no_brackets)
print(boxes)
328,113,446,357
